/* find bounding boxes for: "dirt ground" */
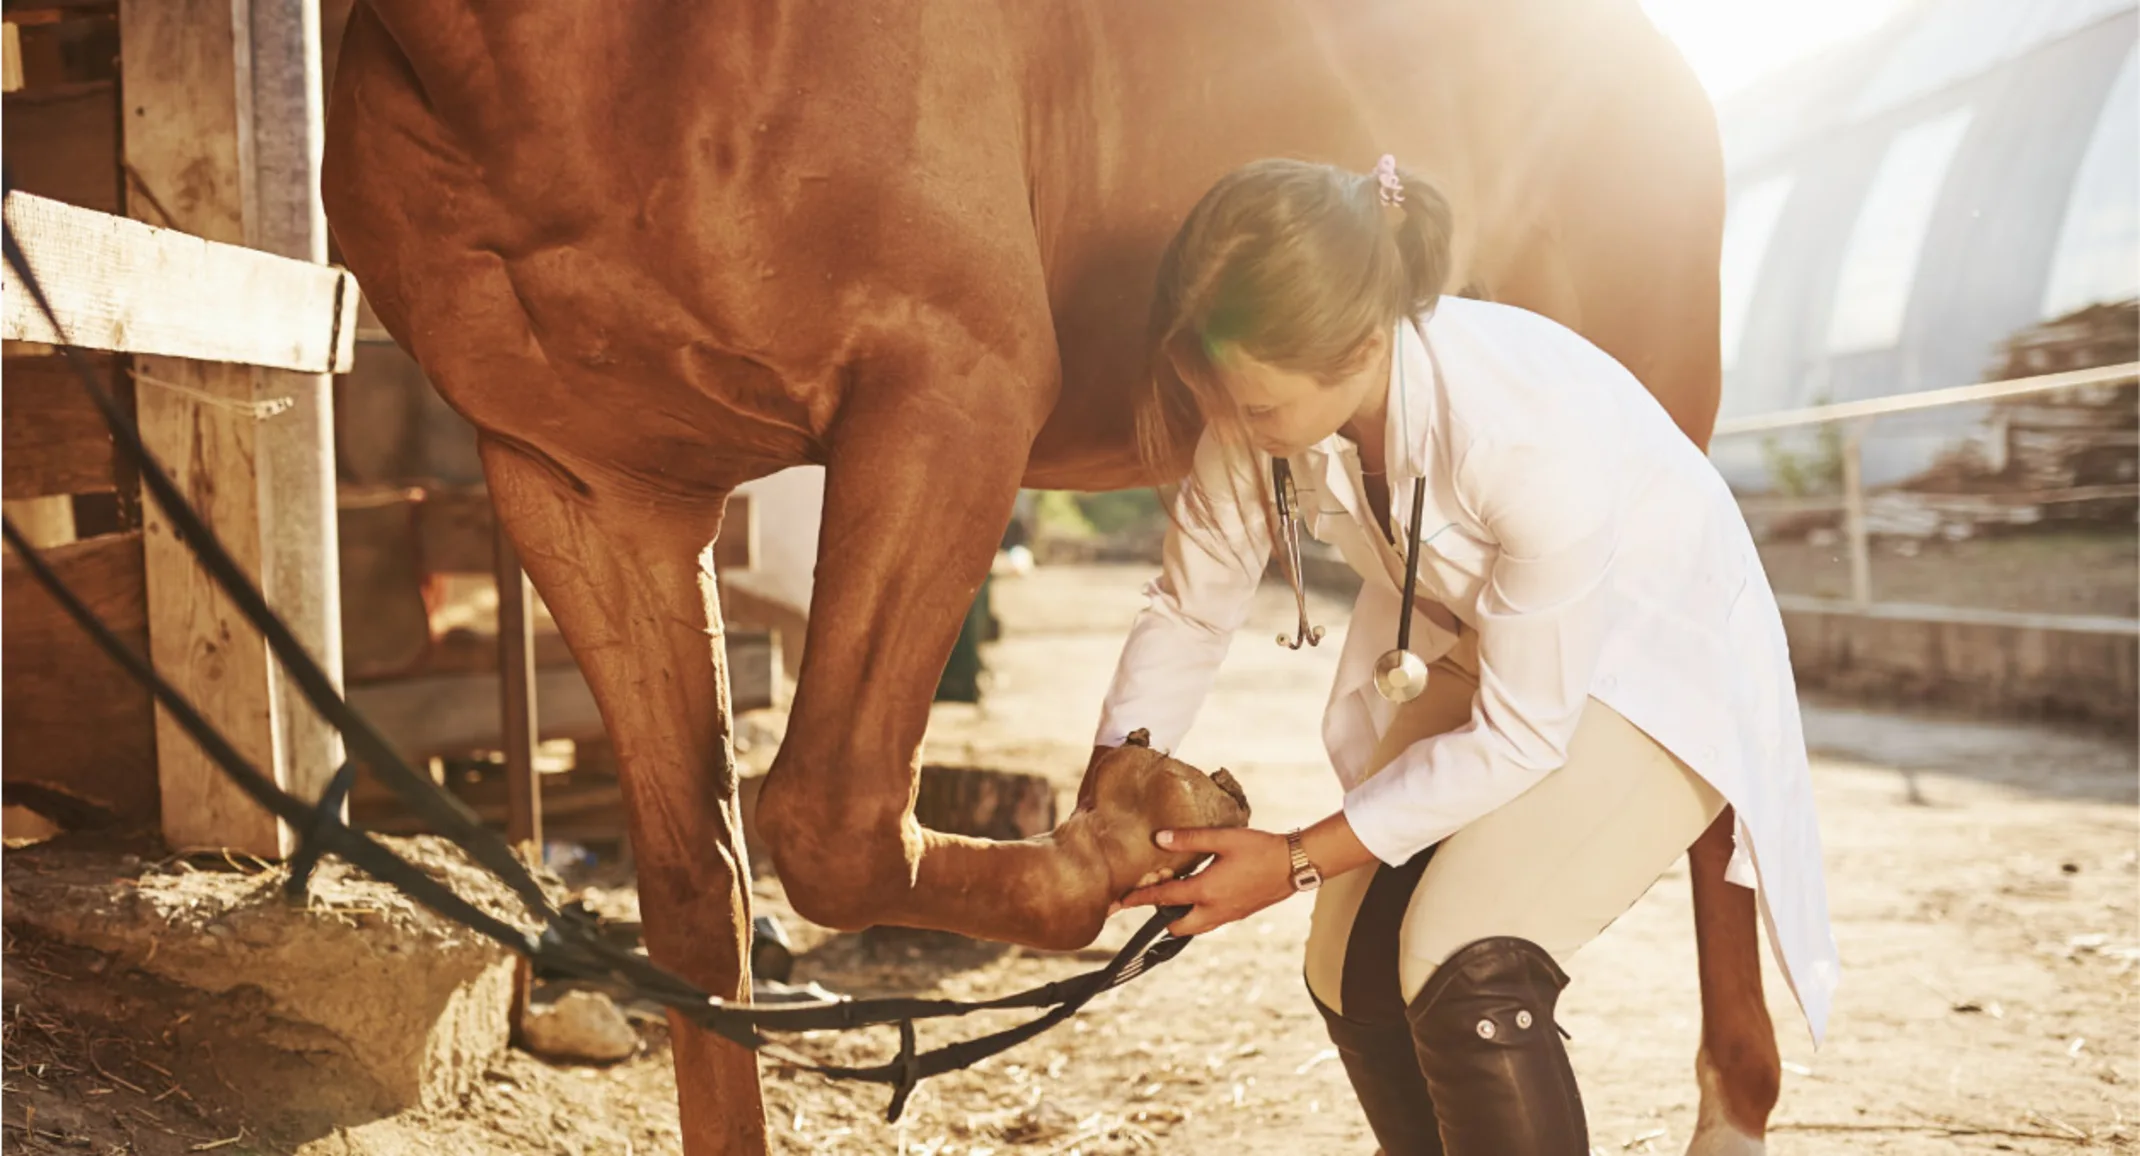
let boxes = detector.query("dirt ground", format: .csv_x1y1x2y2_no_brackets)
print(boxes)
5,563,2135,1154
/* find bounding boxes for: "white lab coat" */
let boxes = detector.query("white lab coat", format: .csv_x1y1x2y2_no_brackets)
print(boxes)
1095,297,1839,1044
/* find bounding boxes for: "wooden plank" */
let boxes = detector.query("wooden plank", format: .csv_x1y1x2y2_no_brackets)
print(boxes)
1,531,159,825
4,5,121,26
715,492,756,571
0,191,358,373
494,521,542,853
123,0,284,855
418,624,579,677
345,633,777,762
334,336,429,487
3,353,116,498
136,358,286,854
3,495,76,545
415,486,498,574
336,487,436,680
2,86,122,216
1713,361,2140,438
415,486,758,575
241,0,348,812
3,22,22,92
120,0,346,857
1840,422,1871,607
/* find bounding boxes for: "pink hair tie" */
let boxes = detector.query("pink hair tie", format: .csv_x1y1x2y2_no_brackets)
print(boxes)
1373,154,1404,207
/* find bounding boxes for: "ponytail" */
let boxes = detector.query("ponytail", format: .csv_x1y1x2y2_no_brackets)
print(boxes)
1390,166,1454,320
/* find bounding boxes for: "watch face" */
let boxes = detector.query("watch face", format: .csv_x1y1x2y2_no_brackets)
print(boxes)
1291,865,1322,892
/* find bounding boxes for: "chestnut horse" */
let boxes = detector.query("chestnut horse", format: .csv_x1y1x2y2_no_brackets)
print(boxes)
322,1,1777,1151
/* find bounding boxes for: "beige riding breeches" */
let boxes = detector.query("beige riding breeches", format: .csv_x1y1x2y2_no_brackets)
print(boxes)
1304,630,1726,1014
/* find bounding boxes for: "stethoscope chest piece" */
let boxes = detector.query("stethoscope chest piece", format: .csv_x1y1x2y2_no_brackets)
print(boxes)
1372,647,1429,703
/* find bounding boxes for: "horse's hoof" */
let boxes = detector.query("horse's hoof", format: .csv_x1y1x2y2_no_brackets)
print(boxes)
1077,731,1252,894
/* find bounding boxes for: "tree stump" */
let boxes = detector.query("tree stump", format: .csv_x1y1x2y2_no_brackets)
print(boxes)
913,764,1058,841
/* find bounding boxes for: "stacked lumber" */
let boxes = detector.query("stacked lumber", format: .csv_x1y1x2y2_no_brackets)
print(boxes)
1879,299,2138,538
1983,300,2138,506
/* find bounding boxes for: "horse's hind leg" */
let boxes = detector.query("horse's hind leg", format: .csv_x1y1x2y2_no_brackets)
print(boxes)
1689,810,1777,1154
482,437,765,1156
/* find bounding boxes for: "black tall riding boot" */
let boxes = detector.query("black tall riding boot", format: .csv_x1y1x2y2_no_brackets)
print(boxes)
1313,847,1446,1154
1312,991,1445,1156
1406,936,1588,1155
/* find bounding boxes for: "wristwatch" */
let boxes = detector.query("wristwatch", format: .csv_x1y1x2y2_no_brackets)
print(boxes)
1284,828,1322,892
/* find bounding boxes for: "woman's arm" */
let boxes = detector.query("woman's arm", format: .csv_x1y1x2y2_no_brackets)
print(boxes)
1117,809,1378,935
1339,431,1619,866
1092,433,1275,754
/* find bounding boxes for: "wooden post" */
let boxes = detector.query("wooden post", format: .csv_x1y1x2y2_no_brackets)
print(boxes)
0,6,73,553
1840,420,1872,609
120,0,342,856
248,0,347,822
495,520,542,855
494,514,540,1037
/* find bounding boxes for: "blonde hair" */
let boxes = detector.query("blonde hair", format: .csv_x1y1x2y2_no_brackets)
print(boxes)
1137,157,1456,533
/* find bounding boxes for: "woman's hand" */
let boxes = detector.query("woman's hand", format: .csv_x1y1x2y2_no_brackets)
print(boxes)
1117,827,1296,936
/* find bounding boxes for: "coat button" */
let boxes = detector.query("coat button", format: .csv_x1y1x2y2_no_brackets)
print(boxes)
1475,1018,1496,1040
1515,1010,1534,1030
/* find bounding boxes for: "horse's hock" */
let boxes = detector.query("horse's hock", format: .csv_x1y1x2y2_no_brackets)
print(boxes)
2,836,520,1116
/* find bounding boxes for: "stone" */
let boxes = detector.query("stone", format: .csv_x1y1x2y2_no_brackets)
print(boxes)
519,989,638,1063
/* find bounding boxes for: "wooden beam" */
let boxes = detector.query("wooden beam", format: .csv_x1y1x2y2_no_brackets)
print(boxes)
120,0,344,857
415,486,499,574
2,496,75,545
336,487,436,681
3,353,116,499
1714,361,2140,438
1,192,357,373
411,486,758,575
2,22,21,92
345,633,777,763
1,530,158,825
494,517,542,853
715,492,756,571
3,85,123,216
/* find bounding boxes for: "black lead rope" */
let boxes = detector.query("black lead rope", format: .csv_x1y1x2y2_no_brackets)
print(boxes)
0,172,1199,1122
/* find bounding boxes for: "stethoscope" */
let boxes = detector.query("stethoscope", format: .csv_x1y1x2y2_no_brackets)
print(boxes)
1270,325,1434,704
1272,459,1431,703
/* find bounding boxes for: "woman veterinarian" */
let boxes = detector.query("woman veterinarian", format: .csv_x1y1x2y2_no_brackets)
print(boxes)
1094,156,1838,1155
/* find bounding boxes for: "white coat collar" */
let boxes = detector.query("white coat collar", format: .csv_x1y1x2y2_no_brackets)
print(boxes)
1298,315,1438,523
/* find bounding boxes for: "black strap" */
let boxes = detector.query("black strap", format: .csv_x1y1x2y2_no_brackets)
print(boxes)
285,760,360,900
0,173,1204,1122
1,180,557,926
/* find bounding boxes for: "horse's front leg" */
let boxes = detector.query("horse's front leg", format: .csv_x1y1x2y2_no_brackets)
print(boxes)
753,345,1244,950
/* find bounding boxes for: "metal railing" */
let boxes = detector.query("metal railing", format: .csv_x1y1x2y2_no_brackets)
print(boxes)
1710,360,2139,632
